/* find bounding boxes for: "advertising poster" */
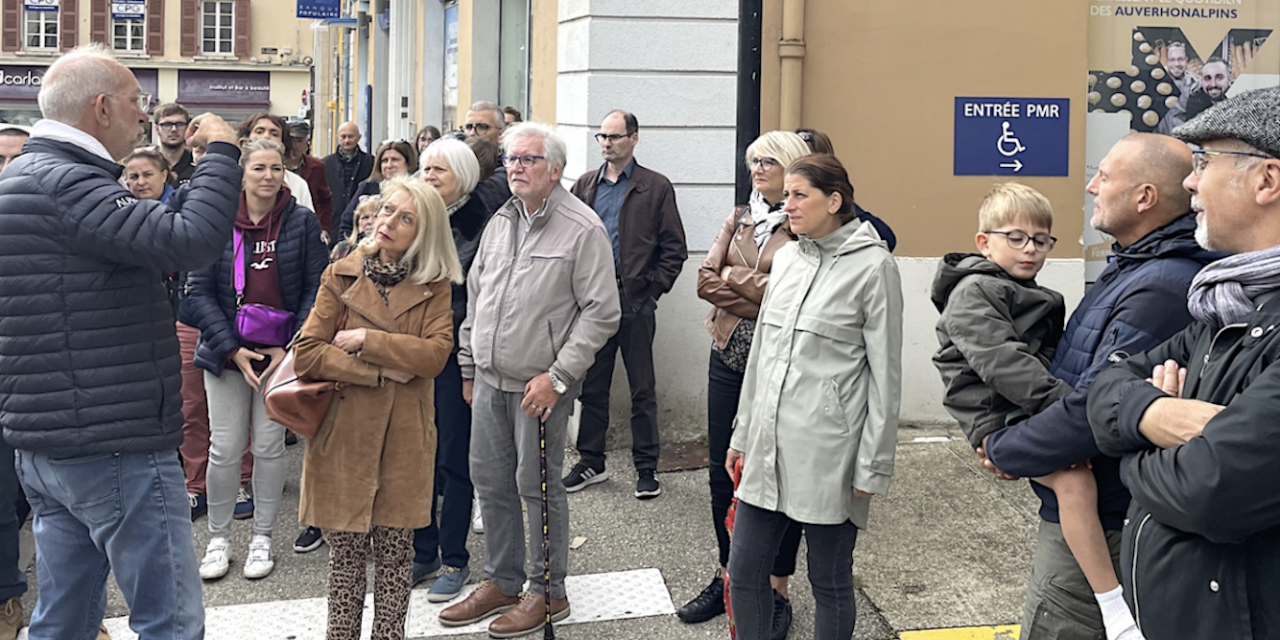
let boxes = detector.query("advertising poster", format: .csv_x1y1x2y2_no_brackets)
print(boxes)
1084,0,1280,281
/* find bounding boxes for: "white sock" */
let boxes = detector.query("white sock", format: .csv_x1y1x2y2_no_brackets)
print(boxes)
1095,586,1144,640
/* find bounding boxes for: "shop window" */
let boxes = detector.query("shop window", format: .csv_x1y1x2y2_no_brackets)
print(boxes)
112,1,147,52
23,1,59,51
201,0,233,54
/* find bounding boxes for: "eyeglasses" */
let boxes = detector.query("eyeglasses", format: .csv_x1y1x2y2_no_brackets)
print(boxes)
594,133,631,143
749,156,779,170
984,230,1057,252
1191,148,1273,175
112,92,151,112
464,123,493,133
501,154,546,168
155,121,188,131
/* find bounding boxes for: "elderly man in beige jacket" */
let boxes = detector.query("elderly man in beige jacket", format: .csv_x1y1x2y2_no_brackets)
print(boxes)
442,122,621,638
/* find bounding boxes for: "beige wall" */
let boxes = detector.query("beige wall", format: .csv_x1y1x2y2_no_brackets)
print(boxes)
760,0,1088,258
529,0,556,122
456,0,475,116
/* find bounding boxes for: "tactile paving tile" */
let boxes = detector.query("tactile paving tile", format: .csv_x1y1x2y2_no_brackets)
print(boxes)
29,568,675,640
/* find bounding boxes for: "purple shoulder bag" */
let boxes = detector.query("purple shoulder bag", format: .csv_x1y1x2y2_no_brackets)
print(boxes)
233,229,296,347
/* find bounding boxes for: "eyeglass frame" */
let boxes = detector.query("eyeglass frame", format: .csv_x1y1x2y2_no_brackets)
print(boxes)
983,229,1058,253
594,133,633,143
501,154,547,169
1190,148,1274,175
110,92,151,112
749,156,779,170
463,122,494,133
155,120,189,131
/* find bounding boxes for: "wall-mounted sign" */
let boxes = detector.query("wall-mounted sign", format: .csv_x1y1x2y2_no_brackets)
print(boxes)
177,70,270,107
296,0,338,19
953,97,1070,177
112,0,145,19
23,0,58,11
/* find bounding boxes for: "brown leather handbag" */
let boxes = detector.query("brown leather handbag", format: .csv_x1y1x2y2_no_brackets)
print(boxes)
262,306,348,438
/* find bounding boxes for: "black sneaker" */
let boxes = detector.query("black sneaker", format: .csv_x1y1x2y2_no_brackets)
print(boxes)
635,468,661,499
293,526,325,553
676,570,725,623
771,589,792,640
563,463,608,493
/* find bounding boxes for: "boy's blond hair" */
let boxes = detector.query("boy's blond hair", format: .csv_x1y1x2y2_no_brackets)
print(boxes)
977,183,1054,233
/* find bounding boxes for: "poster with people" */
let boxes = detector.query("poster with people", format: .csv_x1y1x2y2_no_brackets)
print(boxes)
1083,1,1280,281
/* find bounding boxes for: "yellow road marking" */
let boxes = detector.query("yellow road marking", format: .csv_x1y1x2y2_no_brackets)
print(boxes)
899,625,1021,640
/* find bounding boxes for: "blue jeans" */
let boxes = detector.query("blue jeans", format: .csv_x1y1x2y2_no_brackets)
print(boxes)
17,450,204,640
0,433,25,602
414,351,474,569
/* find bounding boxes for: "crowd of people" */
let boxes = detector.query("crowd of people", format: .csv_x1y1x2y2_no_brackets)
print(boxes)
0,42,1278,640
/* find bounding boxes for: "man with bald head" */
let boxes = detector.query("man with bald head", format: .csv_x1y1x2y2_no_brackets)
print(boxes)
0,44,242,639
981,133,1220,639
324,121,374,239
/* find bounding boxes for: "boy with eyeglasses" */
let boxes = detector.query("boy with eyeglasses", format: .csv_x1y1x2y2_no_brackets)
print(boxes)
932,182,1142,640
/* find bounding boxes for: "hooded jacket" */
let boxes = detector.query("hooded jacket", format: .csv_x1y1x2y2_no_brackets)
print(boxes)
730,220,902,528
932,253,1071,449
986,212,1218,529
1088,289,1280,640
0,137,242,457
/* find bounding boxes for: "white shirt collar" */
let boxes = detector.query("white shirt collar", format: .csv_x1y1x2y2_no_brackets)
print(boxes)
30,119,115,163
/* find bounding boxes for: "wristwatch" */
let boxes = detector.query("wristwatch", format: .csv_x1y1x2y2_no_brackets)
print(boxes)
548,371,568,395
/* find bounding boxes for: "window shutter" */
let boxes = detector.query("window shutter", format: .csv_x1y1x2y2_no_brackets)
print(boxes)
60,0,78,51
232,0,248,57
1,0,18,53
89,0,107,44
145,0,162,54
180,0,196,56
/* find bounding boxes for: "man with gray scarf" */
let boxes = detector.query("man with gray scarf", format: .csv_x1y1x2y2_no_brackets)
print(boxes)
1088,86,1280,640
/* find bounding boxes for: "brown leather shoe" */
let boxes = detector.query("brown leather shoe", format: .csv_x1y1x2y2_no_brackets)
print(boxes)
0,598,22,640
439,580,520,627
487,592,570,639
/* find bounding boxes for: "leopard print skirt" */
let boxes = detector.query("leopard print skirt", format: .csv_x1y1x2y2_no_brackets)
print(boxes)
324,526,415,640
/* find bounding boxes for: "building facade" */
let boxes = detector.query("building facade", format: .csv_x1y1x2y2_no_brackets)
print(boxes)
0,0,314,129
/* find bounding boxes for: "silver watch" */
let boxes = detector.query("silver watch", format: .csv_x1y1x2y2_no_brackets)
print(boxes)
548,371,568,395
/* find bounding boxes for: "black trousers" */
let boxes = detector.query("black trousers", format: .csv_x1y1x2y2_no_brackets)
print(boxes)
577,303,660,471
707,349,801,572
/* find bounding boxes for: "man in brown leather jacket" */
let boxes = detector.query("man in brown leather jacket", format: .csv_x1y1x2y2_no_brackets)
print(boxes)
565,110,688,499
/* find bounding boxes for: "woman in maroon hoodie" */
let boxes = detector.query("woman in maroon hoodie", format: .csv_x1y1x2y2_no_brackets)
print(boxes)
180,138,328,582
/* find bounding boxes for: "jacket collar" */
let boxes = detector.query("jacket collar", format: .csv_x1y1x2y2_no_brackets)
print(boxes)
24,136,123,178
30,119,114,163
1114,211,1223,266
332,251,434,331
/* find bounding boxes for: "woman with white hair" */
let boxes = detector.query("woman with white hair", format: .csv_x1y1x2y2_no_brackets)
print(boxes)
295,176,462,639
408,137,496,602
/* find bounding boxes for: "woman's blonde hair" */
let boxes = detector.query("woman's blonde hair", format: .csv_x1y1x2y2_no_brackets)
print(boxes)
347,195,381,245
744,131,810,170
359,176,463,285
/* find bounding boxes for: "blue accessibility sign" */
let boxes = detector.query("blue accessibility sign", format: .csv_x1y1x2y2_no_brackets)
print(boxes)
954,97,1070,177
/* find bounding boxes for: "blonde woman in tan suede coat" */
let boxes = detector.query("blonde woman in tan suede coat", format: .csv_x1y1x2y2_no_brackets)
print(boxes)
294,176,461,640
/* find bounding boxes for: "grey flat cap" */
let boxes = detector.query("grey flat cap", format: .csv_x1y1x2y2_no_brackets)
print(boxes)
1173,86,1280,158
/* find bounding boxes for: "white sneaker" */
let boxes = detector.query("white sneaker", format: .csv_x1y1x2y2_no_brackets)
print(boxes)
472,497,484,534
199,537,231,580
243,535,274,579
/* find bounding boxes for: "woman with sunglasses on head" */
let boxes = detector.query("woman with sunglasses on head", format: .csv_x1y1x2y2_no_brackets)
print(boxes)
727,153,902,640
336,139,419,241
180,138,328,582
681,131,811,639
237,112,315,214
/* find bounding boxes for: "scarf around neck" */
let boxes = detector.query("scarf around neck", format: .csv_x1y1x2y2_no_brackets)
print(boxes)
363,254,410,302
749,190,787,252
1187,243,1280,329
446,193,471,217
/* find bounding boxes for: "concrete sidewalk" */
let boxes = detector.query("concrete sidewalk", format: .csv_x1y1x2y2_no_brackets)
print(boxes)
21,422,1040,639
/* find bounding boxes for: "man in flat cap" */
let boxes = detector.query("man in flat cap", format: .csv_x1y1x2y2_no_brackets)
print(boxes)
1088,86,1280,640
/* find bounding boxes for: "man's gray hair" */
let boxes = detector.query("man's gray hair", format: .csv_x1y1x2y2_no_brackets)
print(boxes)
501,122,566,171
38,44,121,124
469,101,504,129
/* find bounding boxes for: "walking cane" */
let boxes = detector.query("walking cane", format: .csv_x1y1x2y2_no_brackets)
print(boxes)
538,415,556,639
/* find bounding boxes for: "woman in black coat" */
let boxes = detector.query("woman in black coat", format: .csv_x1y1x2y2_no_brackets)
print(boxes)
180,138,327,582
336,139,418,239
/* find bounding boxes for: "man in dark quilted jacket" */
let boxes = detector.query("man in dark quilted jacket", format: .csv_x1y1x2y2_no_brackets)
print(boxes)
0,44,241,640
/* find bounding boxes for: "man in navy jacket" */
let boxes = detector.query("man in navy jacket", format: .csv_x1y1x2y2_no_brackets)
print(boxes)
0,45,241,640
983,133,1219,640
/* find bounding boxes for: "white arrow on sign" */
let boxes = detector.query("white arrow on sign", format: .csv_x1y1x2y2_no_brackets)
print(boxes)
1000,159,1023,172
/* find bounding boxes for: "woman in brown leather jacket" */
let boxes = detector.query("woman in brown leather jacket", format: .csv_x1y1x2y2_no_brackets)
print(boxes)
677,131,812,637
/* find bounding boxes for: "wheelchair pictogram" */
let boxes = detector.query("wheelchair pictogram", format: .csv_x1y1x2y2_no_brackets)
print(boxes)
996,121,1027,157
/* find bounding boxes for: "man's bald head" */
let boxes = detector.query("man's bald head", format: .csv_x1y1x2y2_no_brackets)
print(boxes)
336,121,361,153
38,44,129,125
1087,133,1194,247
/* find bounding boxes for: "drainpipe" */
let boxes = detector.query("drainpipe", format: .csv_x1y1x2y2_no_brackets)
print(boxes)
778,0,806,130
735,0,763,206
